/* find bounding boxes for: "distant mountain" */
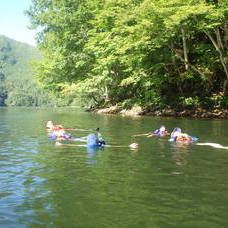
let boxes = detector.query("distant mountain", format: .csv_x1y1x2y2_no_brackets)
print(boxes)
0,35,58,107
0,35,41,81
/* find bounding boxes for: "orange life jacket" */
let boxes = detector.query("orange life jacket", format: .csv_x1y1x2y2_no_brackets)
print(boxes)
176,135,191,142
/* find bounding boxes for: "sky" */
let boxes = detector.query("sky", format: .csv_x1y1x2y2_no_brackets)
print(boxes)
0,0,37,46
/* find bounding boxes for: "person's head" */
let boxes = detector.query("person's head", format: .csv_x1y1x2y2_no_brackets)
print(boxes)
171,127,182,138
159,125,166,132
172,127,181,133
46,121,54,128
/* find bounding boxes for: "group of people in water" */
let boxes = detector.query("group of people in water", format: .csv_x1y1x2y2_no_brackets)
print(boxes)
46,120,199,150
133,125,198,143
46,121,106,147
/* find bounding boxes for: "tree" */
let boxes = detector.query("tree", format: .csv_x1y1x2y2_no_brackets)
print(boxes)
0,61,7,106
27,0,228,110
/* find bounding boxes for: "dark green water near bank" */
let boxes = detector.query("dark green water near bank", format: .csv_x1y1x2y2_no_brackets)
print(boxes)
1,108,228,227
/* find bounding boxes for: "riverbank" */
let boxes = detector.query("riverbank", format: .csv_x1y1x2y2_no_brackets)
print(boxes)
92,105,228,119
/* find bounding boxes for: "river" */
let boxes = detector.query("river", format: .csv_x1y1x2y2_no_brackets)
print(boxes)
0,107,228,227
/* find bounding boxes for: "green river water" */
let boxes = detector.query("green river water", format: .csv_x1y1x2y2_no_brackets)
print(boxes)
1,107,228,228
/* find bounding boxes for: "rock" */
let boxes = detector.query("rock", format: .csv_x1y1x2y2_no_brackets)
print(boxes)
120,106,143,116
94,106,228,119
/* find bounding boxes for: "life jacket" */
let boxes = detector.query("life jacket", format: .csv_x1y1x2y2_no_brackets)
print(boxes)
87,133,105,147
62,133,75,140
153,129,168,136
153,129,160,135
176,135,191,142
160,131,169,136
48,130,75,140
52,126,63,131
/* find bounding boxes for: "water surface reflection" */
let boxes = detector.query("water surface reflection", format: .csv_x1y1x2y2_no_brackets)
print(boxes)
0,108,228,227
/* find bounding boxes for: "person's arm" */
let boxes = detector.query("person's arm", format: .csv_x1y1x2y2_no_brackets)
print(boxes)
55,142,138,149
132,133,150,137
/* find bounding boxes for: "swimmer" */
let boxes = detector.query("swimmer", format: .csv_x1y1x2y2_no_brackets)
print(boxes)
46,121,64,131
169,128,198,142
48,129,77,141
132,125,170,137
46,121,98,132
148,125,170,137
55,133,138,149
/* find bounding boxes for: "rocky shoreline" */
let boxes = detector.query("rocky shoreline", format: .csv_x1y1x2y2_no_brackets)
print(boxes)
92,106,228,119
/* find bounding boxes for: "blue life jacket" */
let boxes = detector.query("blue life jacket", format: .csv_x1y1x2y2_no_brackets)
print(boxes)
152,129,167,136
87,133,105,148
153,129,160,135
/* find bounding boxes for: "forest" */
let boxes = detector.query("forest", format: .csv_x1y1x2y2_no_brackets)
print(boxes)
25,0,228,113
0,36,70,107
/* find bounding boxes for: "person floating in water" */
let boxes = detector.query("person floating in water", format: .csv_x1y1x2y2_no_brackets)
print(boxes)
87,133,106,147
169,127,198,142
46,120,97,132
132,125,170,137
56,133,139,149
47,121,73,140
48,128,80,141
47,121,89,142
150,125,170,136
46,121,64,131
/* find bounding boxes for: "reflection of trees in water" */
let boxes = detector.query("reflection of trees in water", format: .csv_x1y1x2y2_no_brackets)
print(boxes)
172,143,190,164
17,144,146,227
170,142,191,175
7,109,228,227
154,138,190,174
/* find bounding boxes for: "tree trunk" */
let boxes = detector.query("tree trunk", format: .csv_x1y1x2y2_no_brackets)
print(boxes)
181,28,189,70
222,26,228,48
104,84,110,103
205,31,228,81
169,45,206,79
169,41,176,65
223,80,228,95
215,28,224,51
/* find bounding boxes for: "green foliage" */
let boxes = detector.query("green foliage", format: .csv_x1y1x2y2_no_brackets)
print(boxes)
206,94,228,109
0,35,40,80
0,72,7,106
0,35,61,107
179,96,200,108
5,80,57,107
26,0,228,110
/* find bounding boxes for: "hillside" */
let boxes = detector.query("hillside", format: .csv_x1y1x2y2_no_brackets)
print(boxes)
0,35,58,107
0,35,41,81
